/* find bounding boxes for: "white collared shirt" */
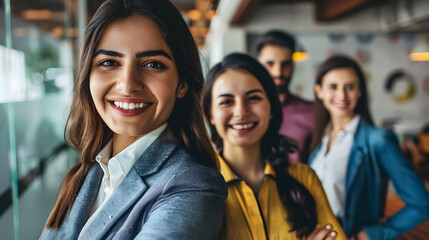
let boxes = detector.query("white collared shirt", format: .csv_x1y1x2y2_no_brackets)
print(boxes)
79,124,167,239
310,115,360,218
89,123,167,215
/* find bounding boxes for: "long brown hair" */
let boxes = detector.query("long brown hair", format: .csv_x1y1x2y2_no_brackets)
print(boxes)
46,0,217,229
202,53,317,238
310,55,374,152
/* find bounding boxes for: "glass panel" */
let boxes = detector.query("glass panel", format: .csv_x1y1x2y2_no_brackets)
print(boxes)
0,2,4,47
0,0,21,239
8,0,74,177
0,0,11,198
0,0,76,239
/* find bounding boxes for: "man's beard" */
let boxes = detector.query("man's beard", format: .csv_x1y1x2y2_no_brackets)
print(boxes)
273,76,290,94
276,84,288,94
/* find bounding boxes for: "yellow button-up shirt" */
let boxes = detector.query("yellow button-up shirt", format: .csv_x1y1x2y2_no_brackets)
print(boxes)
219,155,346,240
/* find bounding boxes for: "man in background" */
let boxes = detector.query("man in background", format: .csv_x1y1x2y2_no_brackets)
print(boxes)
257,30,313,163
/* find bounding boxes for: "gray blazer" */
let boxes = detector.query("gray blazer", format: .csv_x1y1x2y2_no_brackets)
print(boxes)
40,129,227,240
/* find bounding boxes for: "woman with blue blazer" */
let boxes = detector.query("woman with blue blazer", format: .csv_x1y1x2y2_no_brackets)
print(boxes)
40,0,227,239
309,55,429,240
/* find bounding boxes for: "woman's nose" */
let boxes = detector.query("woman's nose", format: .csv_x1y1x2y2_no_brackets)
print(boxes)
233,100,250,118
337,88,347,100
116,66,143,94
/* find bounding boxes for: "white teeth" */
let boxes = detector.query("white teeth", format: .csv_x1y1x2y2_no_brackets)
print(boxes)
129,103,135,110
113,101,150,110
232,123,255,130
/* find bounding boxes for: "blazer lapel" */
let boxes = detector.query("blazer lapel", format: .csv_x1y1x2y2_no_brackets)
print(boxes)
78,169,148,239
77,127,179,239
133,128,179,177
345,121,367,192
308,144,322,165
59,164,103,237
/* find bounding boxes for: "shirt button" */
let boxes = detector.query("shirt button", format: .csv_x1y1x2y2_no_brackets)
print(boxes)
104,187,110,193
109,215,113,219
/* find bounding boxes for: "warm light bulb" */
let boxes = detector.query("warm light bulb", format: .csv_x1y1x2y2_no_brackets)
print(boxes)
293,52,309,62
409,34,429,61
21,9,53,20
409,52,429,61
188,10,202,21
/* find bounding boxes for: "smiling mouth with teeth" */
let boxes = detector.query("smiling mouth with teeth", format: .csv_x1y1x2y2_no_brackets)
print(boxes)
113,101,151,110
231,123,256,130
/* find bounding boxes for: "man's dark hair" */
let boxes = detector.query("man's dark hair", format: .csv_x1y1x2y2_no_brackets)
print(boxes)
256,30,296,54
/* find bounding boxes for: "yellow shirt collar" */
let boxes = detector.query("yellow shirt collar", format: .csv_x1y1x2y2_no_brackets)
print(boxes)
217,153,276,183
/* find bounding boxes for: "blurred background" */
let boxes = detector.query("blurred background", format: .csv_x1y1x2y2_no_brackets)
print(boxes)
1,0,428,239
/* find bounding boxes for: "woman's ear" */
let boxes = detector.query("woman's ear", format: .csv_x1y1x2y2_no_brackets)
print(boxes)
314,84,323,100
176,82,188,99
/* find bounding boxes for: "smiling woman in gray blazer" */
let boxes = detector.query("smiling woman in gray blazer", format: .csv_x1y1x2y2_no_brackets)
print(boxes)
40,0,227,239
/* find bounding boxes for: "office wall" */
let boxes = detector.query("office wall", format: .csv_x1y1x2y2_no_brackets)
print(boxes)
206,2,429,130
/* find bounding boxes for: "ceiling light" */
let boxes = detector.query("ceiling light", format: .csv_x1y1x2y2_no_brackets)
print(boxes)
293,52,309,62
409,34,429,62
21,10,53,20
188,9,202,21
293,44,309,62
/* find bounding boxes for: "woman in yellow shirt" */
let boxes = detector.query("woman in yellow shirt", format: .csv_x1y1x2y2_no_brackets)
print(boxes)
202,53,346,240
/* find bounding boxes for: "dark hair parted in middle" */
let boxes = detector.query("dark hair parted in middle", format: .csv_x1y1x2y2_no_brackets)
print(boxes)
311,55,374,152
46,0,217,229
202,52,317,238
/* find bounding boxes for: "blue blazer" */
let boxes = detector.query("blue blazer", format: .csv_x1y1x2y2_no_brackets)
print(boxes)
309,120,429,240
40,129,228,240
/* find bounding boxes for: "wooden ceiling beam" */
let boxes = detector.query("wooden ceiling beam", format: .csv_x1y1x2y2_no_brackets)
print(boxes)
231,0,261,25
316,0,375,21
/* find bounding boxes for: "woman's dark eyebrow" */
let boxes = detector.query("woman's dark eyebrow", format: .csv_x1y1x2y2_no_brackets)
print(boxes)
217,94,233,98
136,50,172,60
245,89,263,95
93,49,124,57
217,89,263,99
93,49,172,60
